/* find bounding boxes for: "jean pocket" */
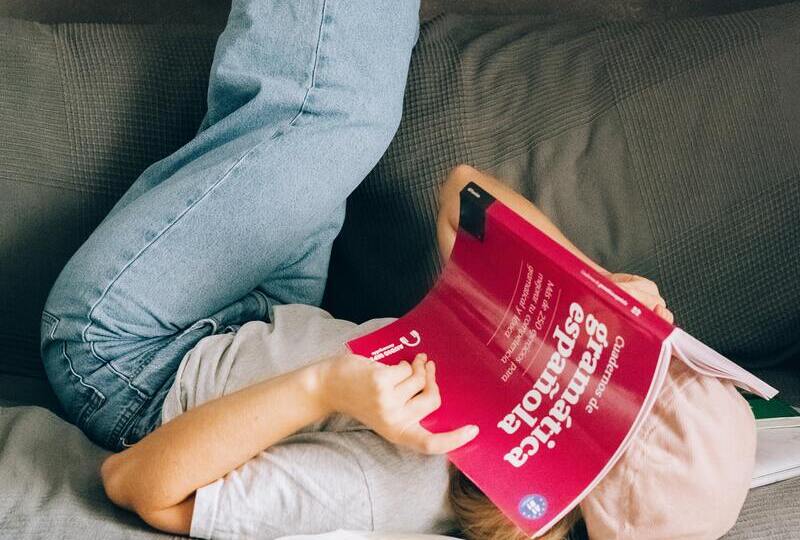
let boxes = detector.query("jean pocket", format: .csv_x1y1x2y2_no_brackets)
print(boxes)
41,310,59,341
41,310,106,428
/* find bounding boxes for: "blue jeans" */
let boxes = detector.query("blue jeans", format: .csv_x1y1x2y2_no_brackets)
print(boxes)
40,0,420,451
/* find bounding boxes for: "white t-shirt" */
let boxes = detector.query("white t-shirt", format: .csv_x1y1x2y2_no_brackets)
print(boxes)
161,304,456,539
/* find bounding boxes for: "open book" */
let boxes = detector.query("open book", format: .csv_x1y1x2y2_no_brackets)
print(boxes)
347,182,777,538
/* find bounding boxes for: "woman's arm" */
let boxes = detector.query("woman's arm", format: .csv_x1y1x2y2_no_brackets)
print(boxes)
437,164,610,275
101,353,477,534
101,362,327,533
437,164,673,323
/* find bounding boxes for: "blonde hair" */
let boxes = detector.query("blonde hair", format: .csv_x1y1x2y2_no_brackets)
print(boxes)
448,464,582,540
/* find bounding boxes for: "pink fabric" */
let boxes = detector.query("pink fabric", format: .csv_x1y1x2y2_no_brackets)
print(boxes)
579,359,757,539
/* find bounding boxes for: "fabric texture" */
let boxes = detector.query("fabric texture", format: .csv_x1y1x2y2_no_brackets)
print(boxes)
0,405,178,539
323,3,800,371
0,0,793,25
1,4,797,377
160,304,454,539
580,360,757,539
0,403,461,540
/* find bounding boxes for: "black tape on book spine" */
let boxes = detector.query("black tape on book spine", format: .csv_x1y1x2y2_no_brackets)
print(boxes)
459,181,496,241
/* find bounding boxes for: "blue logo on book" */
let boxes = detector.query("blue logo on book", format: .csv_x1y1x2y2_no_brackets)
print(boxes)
518,494,547,520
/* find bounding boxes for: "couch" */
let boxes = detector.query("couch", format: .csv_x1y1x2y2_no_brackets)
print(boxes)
1,1,798,538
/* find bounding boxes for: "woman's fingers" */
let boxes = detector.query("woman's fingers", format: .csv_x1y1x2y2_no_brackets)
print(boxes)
404,361,443,420
611,273,663,304
629,280,661,300
617,282,666,310
402,423,480,455
612,273,660,295
395,354,428,401
377,360,413,386
389,359,480,454
613,275,674,323
618,278,661,300
638,289,666,309
655,304,675,324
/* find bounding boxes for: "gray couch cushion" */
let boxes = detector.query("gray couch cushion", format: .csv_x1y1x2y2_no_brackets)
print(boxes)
0,0,231,25
324,4,800,370
0,19,219,377
1,8,798,371
0,404,176,539
726,478,800,539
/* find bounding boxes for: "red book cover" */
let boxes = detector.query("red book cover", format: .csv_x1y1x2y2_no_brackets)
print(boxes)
346,183,776,537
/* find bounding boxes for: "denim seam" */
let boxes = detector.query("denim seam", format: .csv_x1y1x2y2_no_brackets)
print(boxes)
83,121,293,419
178,317,219,339
288,0,327,128
120,368,177,448
121,339,169,383
41,310,59,339
89,341,149,400
111,390,150,450
80,3,330,442
61,341,105,425
250,289,271,320
82,5,327,363
117,402,147,448
81,136,276,361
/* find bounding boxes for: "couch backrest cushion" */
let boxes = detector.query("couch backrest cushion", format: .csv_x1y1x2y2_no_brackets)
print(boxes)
323,6,800,369
0,0,231,25
1,4,798,381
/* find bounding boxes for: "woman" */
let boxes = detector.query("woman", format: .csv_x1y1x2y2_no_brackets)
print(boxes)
40,0,756,536
99,166,756,539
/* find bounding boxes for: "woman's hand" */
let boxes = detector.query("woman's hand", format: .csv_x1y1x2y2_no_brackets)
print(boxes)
607,272,674,324
436,165,675,326
318,353,479,455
